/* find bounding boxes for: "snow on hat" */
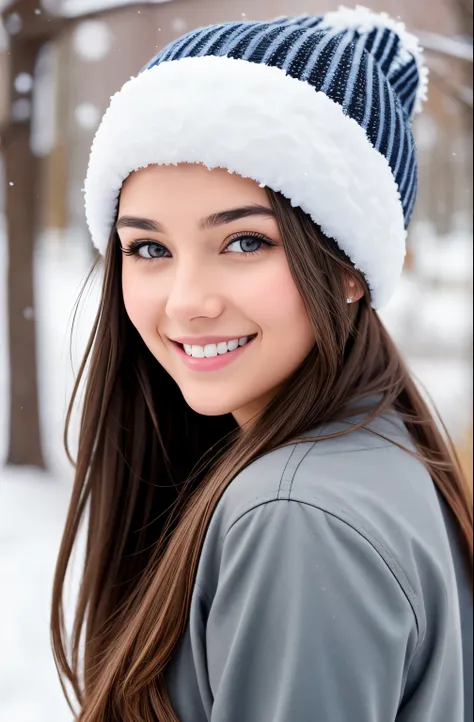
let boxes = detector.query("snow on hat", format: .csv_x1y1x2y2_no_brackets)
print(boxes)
84,5,429,308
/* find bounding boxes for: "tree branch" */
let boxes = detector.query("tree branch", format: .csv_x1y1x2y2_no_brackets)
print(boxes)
414,29,473,62
0,0,167,39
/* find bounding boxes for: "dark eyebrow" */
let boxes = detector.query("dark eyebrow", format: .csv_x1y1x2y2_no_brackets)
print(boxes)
198,205,276,230
115,205,276,234
116,216,164,233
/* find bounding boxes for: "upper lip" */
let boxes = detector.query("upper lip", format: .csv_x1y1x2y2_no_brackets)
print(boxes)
170,334,256,346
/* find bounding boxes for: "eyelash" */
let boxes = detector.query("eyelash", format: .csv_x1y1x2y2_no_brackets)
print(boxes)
120,232,276,261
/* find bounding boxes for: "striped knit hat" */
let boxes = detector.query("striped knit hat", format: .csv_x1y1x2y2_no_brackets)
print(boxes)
84,5,429,308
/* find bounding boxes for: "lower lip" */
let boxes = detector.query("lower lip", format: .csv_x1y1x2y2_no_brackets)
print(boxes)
171,337,256,372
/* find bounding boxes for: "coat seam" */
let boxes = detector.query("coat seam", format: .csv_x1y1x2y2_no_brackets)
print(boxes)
284,442,424,654
289,441,319,498
224,496,424,656
277,443,299,499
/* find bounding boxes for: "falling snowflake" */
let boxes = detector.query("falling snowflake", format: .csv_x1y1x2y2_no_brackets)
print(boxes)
14,73,34,94
75,102,100,130
73,20,113,62
171,17,187,34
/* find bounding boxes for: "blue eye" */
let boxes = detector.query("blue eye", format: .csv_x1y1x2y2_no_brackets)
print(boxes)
224,233,275,256
121,241,169,259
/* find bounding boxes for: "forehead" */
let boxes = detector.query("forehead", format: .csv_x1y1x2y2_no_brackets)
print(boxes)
119,163,269,218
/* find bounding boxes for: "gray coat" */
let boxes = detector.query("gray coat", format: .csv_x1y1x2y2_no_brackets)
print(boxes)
166,408,472,721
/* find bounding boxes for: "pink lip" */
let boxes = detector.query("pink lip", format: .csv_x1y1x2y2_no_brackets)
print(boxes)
171,336,256,372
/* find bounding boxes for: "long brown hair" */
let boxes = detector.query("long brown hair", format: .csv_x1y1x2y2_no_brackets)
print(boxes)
51,189,473,721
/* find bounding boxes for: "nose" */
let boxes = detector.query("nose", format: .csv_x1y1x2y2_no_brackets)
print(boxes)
165,260,224,322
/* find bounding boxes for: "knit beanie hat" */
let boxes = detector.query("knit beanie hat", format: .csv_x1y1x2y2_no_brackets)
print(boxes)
84,5,429,308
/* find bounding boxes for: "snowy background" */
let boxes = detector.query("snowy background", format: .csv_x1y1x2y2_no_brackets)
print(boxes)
0,227,99,721
0,1,473,721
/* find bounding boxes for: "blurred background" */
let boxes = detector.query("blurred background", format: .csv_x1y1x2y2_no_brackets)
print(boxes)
0,1,472,720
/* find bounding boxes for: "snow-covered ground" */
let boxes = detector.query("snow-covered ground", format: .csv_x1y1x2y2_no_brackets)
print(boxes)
0,228,98,722
0,222,472,721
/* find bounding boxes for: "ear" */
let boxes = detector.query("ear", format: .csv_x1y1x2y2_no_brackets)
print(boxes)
344,275,365,305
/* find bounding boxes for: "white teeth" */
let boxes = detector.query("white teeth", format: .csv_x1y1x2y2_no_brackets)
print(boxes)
182,336,254,358
204,344,218,358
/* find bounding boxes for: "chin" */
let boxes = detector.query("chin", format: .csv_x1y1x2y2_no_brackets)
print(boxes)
181,392,237,418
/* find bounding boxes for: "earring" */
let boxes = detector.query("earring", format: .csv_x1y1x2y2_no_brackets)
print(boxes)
347,297,353,304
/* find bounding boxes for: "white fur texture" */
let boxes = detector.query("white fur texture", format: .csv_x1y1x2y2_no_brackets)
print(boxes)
320,5,429,113
84,55,407,308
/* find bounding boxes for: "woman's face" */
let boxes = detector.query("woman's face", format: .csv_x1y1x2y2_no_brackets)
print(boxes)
119,163,315,426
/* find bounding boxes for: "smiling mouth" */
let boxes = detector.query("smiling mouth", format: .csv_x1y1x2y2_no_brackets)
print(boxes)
174,334,258,359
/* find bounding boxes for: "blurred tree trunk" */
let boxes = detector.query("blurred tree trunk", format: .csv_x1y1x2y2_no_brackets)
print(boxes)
2,9,45,467
1,0,69,467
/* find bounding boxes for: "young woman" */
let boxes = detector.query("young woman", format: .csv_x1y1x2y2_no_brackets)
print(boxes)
51,8,473,722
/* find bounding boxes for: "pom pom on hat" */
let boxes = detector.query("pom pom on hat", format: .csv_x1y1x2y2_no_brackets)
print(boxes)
319,5,429,114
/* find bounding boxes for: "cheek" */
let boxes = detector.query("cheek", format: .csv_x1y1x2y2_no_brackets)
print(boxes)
244,260,313,342
121,267,162,334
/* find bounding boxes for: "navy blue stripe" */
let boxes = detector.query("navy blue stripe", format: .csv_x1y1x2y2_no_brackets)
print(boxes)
400,141,416,197
261,26,302,64
386,73,399,165
361,27,378,55
321,30,355,93
403,167,417,219
393,105,408,183
369,27,389,64
362,50,376,129
405,90,418,117
403,149,417,197
375,68,389,152
404,165,418,223
301,28,341,82
197,23,247,56
324,39,355,108
157,28,203,63
391,61,418,91
405,166,418,226
343,33,368,112
168,28,212,59
379,32,400,75
283,27,323,73
398,75,418,105
225,24,270,59
242,24,283,61
217,22,261,56
186,26,232,57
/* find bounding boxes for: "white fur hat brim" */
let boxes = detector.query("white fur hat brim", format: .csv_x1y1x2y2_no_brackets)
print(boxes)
84,56,407,308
